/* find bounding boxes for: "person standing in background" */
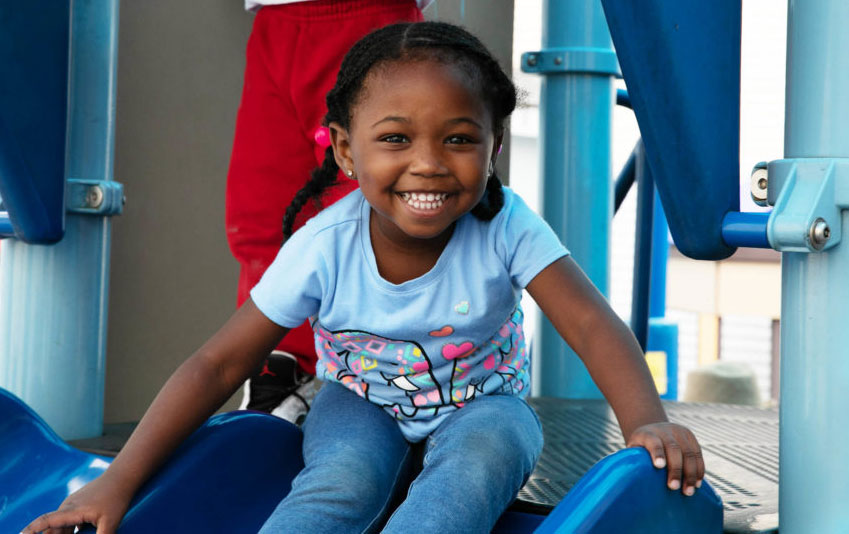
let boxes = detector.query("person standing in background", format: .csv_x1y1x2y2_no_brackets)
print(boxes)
226,0,427,420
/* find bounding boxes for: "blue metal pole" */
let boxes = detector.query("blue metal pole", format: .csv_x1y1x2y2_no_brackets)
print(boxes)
777,0,849,530
524,0,617,399
0,0,120,440
721,211,770,249
630,142,653,351
648,190,668,319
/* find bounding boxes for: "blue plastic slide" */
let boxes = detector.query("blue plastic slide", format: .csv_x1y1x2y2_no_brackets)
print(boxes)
2,387,721,533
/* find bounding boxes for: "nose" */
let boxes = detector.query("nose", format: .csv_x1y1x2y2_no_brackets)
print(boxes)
409,140,448,177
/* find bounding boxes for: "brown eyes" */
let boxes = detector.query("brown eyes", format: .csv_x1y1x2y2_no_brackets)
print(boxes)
378,134,476,145
380,134,409,143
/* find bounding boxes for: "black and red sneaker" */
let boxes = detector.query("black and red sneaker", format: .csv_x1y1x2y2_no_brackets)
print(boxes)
240,351,316,424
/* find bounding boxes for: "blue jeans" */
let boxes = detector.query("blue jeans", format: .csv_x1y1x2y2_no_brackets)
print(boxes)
258,381,543,534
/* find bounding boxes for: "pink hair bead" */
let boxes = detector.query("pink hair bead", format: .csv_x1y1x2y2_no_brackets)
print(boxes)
314,126,331,148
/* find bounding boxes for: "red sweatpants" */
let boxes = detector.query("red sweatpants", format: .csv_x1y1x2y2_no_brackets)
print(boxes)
226,0,423,374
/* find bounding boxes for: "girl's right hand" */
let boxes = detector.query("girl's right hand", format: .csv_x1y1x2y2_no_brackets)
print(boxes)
20,474,132,534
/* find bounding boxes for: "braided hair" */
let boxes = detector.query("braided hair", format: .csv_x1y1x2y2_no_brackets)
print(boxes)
282,21,518,240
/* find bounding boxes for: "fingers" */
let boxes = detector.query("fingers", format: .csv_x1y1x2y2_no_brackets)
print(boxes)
629,423,705,497
662,435,684,492
22,509,109,534
665,426,703,497
21,510,78,533
628,429,667,470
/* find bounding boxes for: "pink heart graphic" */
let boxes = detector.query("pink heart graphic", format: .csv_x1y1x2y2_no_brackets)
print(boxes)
442,342,474,360
412,361,430,372
427,390,440,402
413,394,427,406
429,325,454,337
484,354,496,370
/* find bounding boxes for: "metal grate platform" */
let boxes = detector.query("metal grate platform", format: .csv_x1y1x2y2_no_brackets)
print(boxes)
513,399,779,533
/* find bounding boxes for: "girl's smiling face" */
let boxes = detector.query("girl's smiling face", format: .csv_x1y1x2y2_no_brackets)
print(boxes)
330,59,500,248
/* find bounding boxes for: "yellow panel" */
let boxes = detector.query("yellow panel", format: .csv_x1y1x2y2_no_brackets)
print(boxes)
698,314,720,365
646,350,667,395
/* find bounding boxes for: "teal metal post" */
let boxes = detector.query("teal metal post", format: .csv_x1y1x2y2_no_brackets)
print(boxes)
522,0,618,398
0,0,121,440
771,0,849,530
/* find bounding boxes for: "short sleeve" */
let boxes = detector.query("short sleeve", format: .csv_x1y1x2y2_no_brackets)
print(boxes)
501,190,570,288
250,225,326,328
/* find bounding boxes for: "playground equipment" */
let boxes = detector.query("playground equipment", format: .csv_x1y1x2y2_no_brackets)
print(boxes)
9,0,846,531
0,387,721,533
0,388,304,533
0,0,122,440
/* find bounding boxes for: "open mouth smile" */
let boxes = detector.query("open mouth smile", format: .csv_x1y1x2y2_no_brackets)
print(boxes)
399,191,449,211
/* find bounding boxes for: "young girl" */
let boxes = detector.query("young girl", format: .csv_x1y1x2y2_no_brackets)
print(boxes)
24,21,704,534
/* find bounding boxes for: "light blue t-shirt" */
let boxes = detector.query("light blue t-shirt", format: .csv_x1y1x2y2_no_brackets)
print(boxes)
251,187,569,441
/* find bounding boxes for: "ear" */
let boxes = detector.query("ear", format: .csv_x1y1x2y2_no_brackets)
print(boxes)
329,122,354,174
490,131,505,166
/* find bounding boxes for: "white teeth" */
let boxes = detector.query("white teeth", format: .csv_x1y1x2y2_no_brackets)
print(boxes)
400,192,448,210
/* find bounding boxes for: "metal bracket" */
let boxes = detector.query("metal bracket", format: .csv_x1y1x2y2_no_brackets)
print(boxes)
66,179,124,216
767,159,849,252
521,47,621,77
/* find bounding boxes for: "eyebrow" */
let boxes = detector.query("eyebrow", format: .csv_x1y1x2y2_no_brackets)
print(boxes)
371,116,410,127
370,116,484,129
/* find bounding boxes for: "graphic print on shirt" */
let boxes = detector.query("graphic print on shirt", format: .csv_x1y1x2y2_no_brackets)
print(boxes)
312,305,528,422
314,326,444,418
476,306,528,396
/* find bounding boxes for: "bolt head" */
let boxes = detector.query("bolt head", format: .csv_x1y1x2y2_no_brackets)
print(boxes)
809,218,830,250
86,186,104,209
750,167,769,205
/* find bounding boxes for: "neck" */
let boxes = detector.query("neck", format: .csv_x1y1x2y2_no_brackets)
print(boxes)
368,209,455,284
370,208,455,255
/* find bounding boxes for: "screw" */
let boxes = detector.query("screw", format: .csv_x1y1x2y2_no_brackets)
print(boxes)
750,166,769,206
526,54,538,67
554,56,563,65
86,186,104,209
809,218,830,250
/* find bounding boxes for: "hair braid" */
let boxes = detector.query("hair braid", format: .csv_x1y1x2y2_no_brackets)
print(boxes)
282,147,340,240
470,171,505,221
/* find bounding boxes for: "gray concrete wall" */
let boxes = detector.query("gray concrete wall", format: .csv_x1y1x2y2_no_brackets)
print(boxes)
105,2,250,422
104,0,515,423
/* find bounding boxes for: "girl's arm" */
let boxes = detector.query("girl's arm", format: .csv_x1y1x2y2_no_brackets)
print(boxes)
22,298,288,534
527,256,704,496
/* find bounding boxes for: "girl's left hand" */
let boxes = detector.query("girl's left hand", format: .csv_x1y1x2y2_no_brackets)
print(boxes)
627,422,705,496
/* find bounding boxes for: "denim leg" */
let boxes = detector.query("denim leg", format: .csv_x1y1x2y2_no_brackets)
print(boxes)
259,382,414,534
381,395,543,534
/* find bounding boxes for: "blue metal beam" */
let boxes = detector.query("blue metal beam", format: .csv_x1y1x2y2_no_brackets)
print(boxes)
0,0,121,440
773,1,849,530
721,212,770,249
630,142,653,350
522,0,617,399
